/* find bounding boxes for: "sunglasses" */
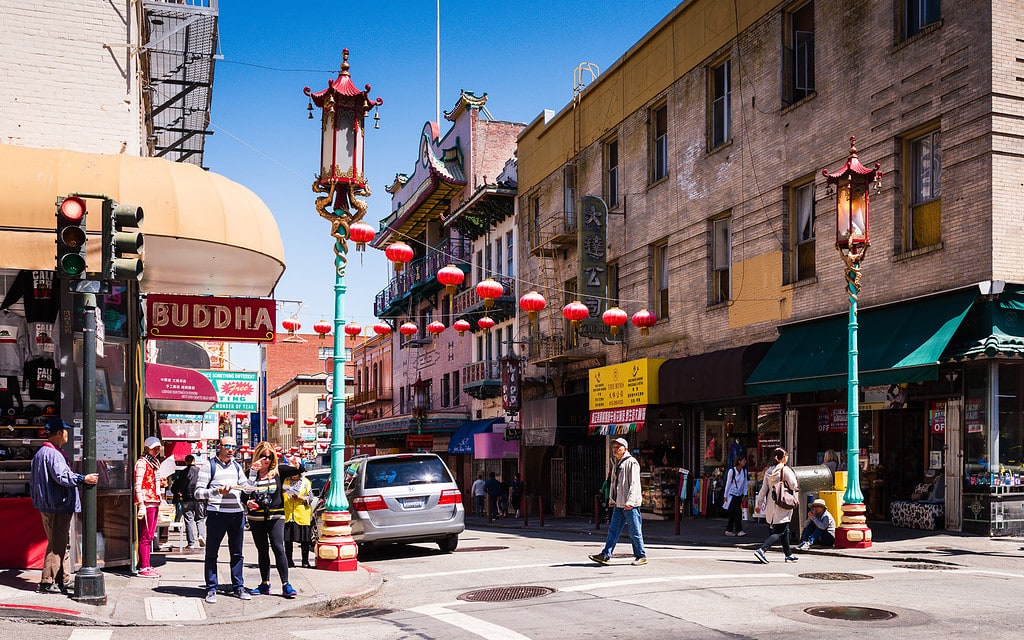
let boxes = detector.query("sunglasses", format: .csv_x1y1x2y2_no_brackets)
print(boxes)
260,454,274,461
220,444,237,450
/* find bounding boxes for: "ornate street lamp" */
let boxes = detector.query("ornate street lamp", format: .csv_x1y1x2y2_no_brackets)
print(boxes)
823,136,882,550
304,48,382,571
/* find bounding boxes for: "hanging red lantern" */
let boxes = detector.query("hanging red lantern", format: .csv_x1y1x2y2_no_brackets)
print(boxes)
437,264,465,295
303,418,315,426
289,446,299,453
313,319,331,340
372,321,392,336
352,412,364,422
344,323,362,337
519,290,547,322
321,415,332,425
427,320,445,336
266,415,279,424
477,316,495,333
236,412,249,419
385,241,414,272
562,301,590,332
631,308,658,336
284,417,296,426
349,221,376,251
602,307,628,335
399,321,418,337
475,278,504,309
453,319,471,336
281,317,300,335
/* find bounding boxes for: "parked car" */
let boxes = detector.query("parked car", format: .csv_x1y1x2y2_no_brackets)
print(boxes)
312,453,464,552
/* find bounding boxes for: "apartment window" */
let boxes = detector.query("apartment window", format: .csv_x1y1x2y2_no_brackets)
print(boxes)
452,369,460,406
783,2,814,105
529,195,540,250
563,163,577,231
475,250,484,282
476,335,484,362
790,180,816,282
653,242,669,319
711,217,732,304
399,386,406,413
605,138,620,207
649,104,668,183
372,362,379,391
904,0,940,38
607,261,620,307
494,239,502,276
356,370,362,393
505,326,514,356
441,373,451,408
709,60,731,149
317,398,328,414
506,231,514,277
907,129,942,249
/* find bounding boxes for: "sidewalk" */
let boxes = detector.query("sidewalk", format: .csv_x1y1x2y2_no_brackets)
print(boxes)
0,536,382,627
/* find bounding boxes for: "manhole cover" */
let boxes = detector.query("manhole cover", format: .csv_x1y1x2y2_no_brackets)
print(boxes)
454,546,509,552
894,563,958,570
332,607,396,618
457,586,555,602
805,606,897,621
799,572,873,581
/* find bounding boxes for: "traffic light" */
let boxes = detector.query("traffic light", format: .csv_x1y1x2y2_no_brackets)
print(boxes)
55,196,88,279
102,199,144,281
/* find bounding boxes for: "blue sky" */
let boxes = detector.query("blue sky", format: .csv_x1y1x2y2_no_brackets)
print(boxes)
204,1,680,369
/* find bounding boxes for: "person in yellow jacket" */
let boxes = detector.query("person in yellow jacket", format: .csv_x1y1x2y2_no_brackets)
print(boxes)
283,466,314,568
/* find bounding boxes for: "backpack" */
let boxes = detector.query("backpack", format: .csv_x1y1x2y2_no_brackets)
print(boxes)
170,467,192,502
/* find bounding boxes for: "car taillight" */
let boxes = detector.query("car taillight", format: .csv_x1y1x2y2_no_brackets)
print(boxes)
438,489,461,505
352,495,387,511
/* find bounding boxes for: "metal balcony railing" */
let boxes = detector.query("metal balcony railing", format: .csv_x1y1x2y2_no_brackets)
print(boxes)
374,237,471,316
350,388,393,405
462,360,502,385
452,275,517,317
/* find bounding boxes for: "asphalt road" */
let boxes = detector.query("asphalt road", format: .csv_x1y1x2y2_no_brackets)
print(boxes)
7,525,1024,639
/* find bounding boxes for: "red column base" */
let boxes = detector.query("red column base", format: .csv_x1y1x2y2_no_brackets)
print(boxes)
834,502,872,549
314,510,359,572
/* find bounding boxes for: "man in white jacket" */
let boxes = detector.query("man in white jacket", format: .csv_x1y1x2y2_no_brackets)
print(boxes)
589,438,647,566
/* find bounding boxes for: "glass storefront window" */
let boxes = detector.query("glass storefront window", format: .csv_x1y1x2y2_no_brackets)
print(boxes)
964,363,989,486
998,363,1024,483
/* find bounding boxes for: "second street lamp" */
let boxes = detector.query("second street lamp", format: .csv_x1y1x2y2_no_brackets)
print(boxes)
304,49,382,571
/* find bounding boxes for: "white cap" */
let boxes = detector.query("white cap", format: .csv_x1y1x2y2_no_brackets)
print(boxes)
612,437,629,448
144,436,162,449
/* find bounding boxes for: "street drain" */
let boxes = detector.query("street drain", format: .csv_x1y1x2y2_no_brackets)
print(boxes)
894,563,958,570
457,586,555,602
332,607,395,618
799,572,873,581
454,546,509,552
805,606,897,621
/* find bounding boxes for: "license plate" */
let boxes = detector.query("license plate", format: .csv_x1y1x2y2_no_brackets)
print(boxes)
401,497,424,509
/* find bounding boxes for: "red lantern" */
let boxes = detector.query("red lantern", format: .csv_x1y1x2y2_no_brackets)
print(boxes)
427,320,445,336
344,323,362,337
562,301,590,332
453,319,471,336
266,415,279,424
303,418,315,426
284,418,296,426
475,278,504,309
289,446,299,453
399,321,418,337
631,309,658,336
477,316,495,333
236,412,249,419
385,241,414,272
437,264,465,295
281,317,300,335
321,414,332,425
349,221,376,251
372,321,392,336
313,319,331,340
519,290,547,322
352,412,364,422
602,307,628,335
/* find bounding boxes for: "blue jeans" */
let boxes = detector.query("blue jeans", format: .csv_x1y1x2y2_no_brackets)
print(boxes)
474,495,485,516
801,523,835,547
205,510,246,591
600,506,646,559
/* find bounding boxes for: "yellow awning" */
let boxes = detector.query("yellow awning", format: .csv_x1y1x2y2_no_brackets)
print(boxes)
0,143,285,297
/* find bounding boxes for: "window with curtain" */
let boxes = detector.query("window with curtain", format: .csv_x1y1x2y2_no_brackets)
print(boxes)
791,180,815,281
710,60,731,148
711,216,731,304
650,104,668,183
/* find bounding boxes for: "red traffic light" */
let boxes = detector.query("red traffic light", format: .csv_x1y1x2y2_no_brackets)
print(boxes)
58,196,86,222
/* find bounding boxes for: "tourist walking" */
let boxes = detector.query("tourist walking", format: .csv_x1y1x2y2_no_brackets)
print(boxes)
754,447,800,564
195,436,252,604
246,441,302,598
589,438,647,566
723,455,749,537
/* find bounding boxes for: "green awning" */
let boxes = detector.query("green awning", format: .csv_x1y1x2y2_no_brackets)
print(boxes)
746,289,978,396
947,284,1024,359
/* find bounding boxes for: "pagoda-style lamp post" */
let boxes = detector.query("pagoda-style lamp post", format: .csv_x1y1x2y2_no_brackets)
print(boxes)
304,49,382,571
823,136,882,549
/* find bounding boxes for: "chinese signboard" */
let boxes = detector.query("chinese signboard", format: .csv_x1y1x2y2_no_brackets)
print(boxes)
501,356,522,414
577,195,610,339
146,294,276,342
201,370,259,411
589,358,665,410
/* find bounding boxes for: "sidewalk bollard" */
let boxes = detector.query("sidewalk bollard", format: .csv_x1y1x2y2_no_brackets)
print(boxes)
594,495,601,530
674,494,681,536
523,494,529,526
538,496,544,527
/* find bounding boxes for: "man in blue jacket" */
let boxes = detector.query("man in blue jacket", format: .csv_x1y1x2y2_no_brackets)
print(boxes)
30,418,98,594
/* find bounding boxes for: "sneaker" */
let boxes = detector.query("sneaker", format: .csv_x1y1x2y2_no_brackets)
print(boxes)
251,583,271,595
205,589,217,604
282,582,297,598
185,544,197,549
235,587,252,601
59,582,73,595
796,542,811,551
588,553,611,565
36,582,58,594
631,557,648,566
724,530,736,537
754,549,769,564
198,536,206,548
736,531,748,537
139,567,161,578
785,555,800,562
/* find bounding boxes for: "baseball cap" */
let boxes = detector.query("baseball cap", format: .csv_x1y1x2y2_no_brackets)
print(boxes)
43,417,70,436
144,436,162,449
612,437,629,448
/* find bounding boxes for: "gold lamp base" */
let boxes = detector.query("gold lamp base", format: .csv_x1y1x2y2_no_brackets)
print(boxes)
834,502,873,549
315,510,359,571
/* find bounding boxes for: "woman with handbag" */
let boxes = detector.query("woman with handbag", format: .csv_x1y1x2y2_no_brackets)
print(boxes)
754,447,800,564
245,442,302,597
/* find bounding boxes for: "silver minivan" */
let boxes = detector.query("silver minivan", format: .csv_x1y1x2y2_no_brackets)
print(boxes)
316,453,464,552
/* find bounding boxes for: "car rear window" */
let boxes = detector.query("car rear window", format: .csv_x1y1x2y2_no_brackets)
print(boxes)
364,456,453,489
307,473,330,495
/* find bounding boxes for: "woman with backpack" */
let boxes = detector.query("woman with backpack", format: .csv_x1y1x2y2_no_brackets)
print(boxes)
723,455,749,537
753,447,800,564
245,441,302,598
